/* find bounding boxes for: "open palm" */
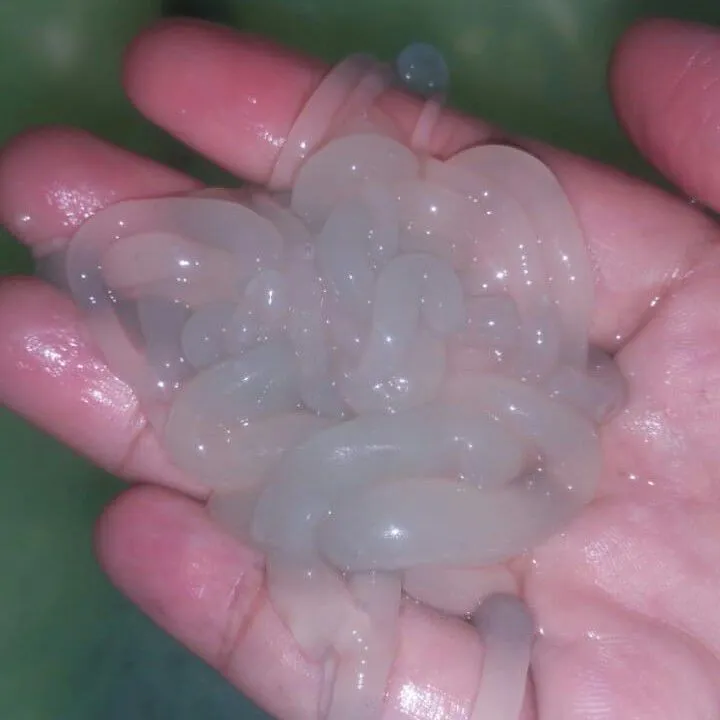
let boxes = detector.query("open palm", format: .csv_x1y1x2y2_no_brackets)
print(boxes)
1,17,720,719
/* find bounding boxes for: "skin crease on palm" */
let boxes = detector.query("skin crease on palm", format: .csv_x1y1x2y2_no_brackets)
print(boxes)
3,13,720,720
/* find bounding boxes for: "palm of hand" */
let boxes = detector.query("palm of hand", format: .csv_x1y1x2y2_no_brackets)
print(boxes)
1,17,719,720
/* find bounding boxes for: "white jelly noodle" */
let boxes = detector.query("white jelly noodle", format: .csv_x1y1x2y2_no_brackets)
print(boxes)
41,50,626,720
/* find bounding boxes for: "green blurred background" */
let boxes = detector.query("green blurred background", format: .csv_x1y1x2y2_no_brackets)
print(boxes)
0,1,718,718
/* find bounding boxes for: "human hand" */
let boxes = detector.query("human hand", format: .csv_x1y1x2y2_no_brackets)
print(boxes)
1,17,720,719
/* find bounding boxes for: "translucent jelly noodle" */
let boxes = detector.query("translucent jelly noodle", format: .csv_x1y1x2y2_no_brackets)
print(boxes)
38,50,626,720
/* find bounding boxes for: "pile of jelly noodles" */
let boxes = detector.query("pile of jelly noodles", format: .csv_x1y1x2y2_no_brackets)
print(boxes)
40,52,626,720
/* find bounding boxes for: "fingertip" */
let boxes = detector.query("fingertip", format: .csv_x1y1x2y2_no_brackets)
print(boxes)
123,18,325,183
609,18,656,125
610,17,714,126
0,275,74,354
610,17,719,80
122,17,230,94
0,126,85,244
610,18,720,205
94,482,267,669
611,16,691,65
94,484,148,572
95,484,193,579
0,277,149,472
0,125,198,249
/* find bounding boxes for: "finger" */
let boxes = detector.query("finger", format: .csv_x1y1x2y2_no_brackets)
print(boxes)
122,19,493,185
0,277,204,495
0,125,200,250
96,485,536,720
611,18,720,210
